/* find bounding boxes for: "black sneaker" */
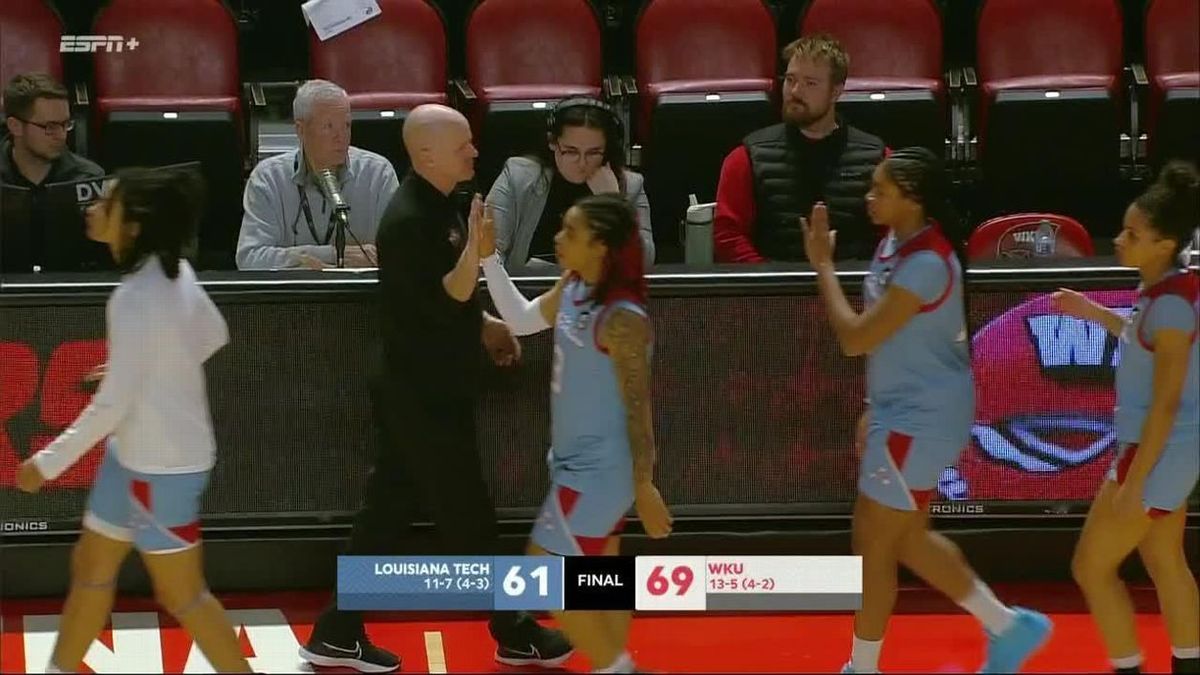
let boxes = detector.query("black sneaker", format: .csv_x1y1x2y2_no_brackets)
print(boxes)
298,635,401,673
494,622,574,668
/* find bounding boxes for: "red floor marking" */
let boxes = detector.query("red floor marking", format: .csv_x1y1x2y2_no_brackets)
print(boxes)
0,586,1177,673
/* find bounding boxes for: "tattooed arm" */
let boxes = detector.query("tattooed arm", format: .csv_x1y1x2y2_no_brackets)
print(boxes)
601,307,672,537
602,308,656,482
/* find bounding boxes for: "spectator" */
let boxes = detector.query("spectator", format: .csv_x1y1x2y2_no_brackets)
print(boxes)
714,35,886,263
235,80,398,270
1,73,105,272
486,97,654,272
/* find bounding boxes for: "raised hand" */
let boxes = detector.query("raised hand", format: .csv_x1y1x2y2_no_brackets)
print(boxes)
478,203,497,259
801,202,836,267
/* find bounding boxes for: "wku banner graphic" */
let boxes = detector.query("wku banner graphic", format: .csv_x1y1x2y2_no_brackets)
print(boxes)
957,290,1135,500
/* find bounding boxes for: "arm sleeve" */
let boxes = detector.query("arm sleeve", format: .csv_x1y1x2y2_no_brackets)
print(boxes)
481,254,551,336
713,146,766,263
235,171,335,269
32,291,148,480
890,251,951,304
1145,295,1199,336
485,163,518,267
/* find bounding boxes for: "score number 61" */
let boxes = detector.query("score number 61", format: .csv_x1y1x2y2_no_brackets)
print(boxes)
646,565,694,596
503,565,550,597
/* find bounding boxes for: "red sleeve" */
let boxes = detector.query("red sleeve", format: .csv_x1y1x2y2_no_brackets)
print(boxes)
713,146,766,263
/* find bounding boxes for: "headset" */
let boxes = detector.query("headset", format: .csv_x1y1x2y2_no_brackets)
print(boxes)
546,96,624,140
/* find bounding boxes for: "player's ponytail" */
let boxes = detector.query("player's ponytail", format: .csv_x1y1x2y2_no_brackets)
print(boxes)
1135,160,1200,264
574,194,647,307
112,165,206,279
882,147,973,353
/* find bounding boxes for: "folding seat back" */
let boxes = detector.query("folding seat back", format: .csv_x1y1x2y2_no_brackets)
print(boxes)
465,0,603,189
0,0,63,93
1144,0,1199,170
976,0,1124,231
799,0,945,154
976,0,1124,184
635,0,778,259
92,0,244,268
310,0,449,175
967,213,1096,261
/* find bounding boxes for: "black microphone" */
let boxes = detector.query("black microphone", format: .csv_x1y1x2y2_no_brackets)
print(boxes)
317,168,349,268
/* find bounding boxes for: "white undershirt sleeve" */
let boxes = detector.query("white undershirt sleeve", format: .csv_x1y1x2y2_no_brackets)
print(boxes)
481,254,551,336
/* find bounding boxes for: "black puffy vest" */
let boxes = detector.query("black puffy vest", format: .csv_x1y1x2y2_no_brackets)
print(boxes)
744,122,885,261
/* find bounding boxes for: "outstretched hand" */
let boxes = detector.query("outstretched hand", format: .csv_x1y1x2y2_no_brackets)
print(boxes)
801,202,836,267
466,193,485,257
1051,288,1095,321
478,203,497,259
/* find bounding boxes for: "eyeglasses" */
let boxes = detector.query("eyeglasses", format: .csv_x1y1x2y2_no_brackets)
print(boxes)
555,146,605,163
18,118,75,134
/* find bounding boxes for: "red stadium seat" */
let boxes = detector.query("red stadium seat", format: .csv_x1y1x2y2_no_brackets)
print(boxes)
0,1,83,153
975,0,1125,232
967,213,1096,262
309,0,448,173
0,0,63,92
1143,0,1199,170
634,0,778,258
464,0,603,188
798,0,946,154
92,0,244,269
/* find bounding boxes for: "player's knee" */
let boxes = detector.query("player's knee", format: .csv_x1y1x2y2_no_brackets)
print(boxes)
853,532,899,562
158,585,213,620
152,573,209,616
1138,541,1189,583
1071,548,1110,588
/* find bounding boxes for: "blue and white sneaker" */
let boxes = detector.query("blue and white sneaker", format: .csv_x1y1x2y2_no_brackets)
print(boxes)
980,607,1052,673
841,662,880,673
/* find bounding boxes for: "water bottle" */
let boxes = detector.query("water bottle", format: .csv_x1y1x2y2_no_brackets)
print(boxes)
684,195,715,266
1034,219,1056,257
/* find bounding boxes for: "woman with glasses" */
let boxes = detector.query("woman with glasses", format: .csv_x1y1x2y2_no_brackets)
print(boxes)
485,96,655,272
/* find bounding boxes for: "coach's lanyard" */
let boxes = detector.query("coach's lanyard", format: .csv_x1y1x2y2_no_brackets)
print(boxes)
297,186,334,246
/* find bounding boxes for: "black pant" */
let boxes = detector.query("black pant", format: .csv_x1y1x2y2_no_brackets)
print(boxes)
313,380,530,643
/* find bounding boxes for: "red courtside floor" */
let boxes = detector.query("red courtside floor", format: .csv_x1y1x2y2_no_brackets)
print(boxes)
0,584,1176,673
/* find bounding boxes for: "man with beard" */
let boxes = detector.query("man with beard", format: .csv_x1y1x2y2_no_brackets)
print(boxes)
713,35,887,263
1,73,105,273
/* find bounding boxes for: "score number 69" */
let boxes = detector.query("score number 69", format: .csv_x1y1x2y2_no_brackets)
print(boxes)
646,565,694,596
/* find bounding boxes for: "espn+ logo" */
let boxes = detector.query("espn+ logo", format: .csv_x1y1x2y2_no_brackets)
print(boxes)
60,35,140,53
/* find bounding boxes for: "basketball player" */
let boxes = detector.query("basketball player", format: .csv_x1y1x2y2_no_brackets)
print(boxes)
16,167,250,673
803,148,1051,673
478,193,673,674
1055,161,1200,675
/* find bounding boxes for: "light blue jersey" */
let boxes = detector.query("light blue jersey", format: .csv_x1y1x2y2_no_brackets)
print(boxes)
548,278,645,494
863,226,974,443
1114,270,1200,445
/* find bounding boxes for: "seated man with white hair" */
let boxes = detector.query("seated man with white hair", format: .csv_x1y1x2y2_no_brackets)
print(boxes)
236,79,399,270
